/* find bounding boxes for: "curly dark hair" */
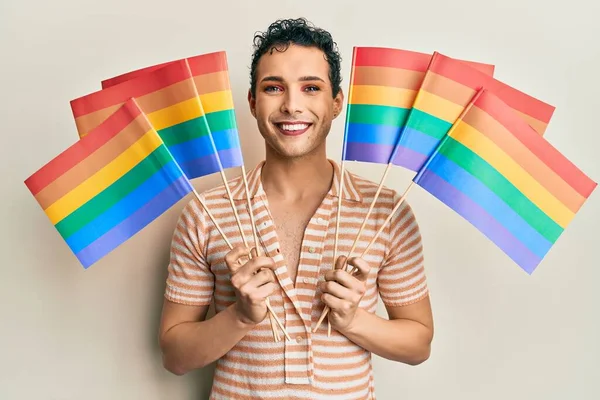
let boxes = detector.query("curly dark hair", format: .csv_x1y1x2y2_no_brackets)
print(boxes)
249,18,342,98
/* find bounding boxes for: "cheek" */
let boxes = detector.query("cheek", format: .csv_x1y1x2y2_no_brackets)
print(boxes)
255,102,279,125
315,99,336,118
255,94,281,111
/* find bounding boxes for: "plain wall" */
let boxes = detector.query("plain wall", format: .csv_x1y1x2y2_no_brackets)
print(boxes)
2,0,599,399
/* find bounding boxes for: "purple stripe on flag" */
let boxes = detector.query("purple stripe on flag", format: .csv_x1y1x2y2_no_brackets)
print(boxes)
182,154,222,178
217,148,244,170
344,142,394,164
181,148,244,178
391,145,428,172
75,176,193,268
416,170,542,274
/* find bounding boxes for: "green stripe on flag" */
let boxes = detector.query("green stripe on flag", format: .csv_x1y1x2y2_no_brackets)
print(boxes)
347,104,410,126
55,145,174,239
206,109,238,132
406,109,452,140
439,137,563,243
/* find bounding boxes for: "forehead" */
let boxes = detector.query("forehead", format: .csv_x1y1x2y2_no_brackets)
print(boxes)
255,44,330,80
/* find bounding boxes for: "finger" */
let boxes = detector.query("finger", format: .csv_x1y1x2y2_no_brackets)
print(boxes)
320,280,354,301
346,257,371,283
245,282,278,304
250,247,259,258
224,246,250,273
334,255,347,271
324,269,365,295
321,293,352,312
234,256,276,283
246,269,276,288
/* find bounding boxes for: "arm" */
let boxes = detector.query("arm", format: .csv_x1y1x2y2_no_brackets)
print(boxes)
339,297,433,365
159,198,277,375
320,257,433,366
159,246,278,375
159,300,254,375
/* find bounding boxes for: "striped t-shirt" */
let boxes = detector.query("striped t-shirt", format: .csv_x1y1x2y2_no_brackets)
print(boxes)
165,159,429,399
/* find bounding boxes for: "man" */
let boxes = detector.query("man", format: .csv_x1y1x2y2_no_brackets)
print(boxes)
159,18,434,399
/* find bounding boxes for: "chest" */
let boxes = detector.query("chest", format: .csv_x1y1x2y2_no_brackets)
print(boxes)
268,198,323,282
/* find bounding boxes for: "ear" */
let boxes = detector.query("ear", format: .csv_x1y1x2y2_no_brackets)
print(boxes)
247,89,257,118
332,88,344,119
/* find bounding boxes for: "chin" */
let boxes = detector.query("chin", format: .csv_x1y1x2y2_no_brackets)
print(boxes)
270,141,323,160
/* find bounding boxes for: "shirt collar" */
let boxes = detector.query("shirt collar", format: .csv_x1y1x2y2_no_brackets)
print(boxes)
224,159,363,202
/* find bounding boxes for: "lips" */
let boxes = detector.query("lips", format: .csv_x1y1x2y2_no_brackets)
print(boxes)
274,122,312,136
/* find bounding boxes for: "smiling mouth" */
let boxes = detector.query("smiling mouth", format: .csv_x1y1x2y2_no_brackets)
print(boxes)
275,122,312,136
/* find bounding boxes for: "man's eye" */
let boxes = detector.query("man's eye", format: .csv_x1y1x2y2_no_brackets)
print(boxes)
264,86,282,93
305,86,320,92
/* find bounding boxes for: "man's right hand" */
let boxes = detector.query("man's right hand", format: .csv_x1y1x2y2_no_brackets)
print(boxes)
225,246,278,326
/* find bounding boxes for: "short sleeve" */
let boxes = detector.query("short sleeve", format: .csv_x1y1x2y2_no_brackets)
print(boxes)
377,195,429,307
164,197,215,306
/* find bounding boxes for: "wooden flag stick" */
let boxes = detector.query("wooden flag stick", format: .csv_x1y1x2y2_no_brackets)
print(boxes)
219,169,248,245
329,48,360,337
313,181,415,332
324,162,392,336
329,159,348,337
240,164,287,341
316,87,486,333
189,179,289,342
333,160,345,261
137,93,285,341
346,162,392,266
219,170,283,339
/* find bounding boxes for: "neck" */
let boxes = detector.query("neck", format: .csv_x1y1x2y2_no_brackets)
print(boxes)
261,145,333,202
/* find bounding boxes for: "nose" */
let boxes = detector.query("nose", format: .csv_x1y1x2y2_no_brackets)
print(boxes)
280,88,302,115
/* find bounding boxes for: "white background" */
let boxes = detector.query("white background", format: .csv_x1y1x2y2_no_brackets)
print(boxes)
1,0,599,399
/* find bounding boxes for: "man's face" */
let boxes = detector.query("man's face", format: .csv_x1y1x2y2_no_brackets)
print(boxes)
248,44,343,159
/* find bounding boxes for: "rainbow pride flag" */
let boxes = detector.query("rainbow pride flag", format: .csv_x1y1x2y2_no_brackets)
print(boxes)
100,52,243,171
342,47,495,164
390,51,556,172
25,99,194,268
413,89,596,273
70,59,239,180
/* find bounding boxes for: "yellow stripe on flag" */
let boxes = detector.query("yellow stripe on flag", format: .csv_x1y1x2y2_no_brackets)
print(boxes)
415,90,464,123
147,97,204,131
201,90,234,114
349,85,416,109
452,122,575,228
44,130,163,224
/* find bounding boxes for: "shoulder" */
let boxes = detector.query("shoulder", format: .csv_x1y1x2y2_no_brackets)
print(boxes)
175,171,248,230
346,170,403,208
201,175,243,202
347,169,420,229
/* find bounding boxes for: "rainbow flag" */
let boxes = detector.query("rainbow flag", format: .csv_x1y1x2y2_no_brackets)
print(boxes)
100,52,243,171
70,59,237,180
390,51,556,172
24,99,194,268
413,89,596,274
342,47,495,164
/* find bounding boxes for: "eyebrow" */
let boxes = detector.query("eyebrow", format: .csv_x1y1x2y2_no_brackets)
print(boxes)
260,75,326,83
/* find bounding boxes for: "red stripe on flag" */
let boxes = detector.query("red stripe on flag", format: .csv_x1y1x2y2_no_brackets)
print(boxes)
25,100,142,195
476,90,596,198
101,62,172,89
187,51,228,75
100,51,229,89
430,52,555,123
354,47,431,71
71,59,191,118
353,47,495,76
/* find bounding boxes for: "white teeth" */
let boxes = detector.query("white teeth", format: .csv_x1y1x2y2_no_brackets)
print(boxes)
280,123,309,131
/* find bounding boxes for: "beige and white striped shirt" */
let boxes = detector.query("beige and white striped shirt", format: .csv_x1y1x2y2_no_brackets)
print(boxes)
165,159,429,399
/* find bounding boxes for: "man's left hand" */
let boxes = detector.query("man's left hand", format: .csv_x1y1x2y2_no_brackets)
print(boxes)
320,255,371,332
